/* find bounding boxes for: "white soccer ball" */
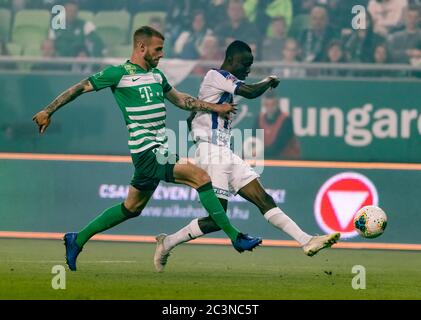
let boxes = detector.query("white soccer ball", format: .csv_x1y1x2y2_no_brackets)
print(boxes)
353,205,388,239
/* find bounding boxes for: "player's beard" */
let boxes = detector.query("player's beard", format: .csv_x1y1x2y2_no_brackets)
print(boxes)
145,52,159,68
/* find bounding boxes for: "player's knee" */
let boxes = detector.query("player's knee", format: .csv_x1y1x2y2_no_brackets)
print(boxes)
121,202,142,218
195,170,211,187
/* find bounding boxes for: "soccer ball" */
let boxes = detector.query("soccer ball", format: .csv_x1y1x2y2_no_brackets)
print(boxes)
354,206,388,239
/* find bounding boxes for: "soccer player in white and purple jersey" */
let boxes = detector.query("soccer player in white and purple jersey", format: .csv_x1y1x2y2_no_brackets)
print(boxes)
154,41,340,272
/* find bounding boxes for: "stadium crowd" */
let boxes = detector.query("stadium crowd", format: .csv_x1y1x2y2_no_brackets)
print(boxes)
1,0,421,77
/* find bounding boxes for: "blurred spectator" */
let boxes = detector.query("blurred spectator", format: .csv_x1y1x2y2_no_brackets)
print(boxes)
272,38,306,78
365,44,396,76
292,0,318,15
31,39,67,71
297,5,337,62
344,12,385,63
214,0,259,52
48,1,105,57
173,10,213,59
165,0,209,45
203,0,229,28
368,0,408,36
262,16,288,61
126,0,167,12
374,43,391,63
146,15,174,57
191,35,223,75
199,35,223,60
254,90,300,160
244,0,293,36
321,39,348,77
388,6,421,64
71,46,94,73
40,39,55,57
325,0,358,32
149,15,165,34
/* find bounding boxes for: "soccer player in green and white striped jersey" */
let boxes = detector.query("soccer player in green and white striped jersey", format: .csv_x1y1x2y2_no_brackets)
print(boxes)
33,26,262,272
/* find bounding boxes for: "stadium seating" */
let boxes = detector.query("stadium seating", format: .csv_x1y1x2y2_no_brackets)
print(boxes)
94,10,130,47
6,42,21,56
23,44,42,57
12,10,50,48
108,44,132,58
0,8,11,42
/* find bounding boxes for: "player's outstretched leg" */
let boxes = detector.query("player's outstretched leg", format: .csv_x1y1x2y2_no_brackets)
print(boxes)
153,215,263,272
302,233,341,256
64,232,82,271
238,179,340,256
154,233,170,272
65,187,155,271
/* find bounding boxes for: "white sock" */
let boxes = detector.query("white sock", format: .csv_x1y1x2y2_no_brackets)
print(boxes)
163,218,204,251
264,207,312,246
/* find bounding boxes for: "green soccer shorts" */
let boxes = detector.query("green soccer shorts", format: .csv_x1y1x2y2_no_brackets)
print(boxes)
130,145,180,190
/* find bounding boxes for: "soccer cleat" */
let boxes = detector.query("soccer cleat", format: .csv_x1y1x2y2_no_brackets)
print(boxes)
154,233,171,273
302,233,341,257
64,232,82,271
232,233,263,253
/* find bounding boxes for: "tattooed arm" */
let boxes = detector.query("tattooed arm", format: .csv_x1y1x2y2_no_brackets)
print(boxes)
164,88,237,116
32,79,94,133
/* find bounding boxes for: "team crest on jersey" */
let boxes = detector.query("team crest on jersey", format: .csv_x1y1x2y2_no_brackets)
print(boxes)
153,73,163,84
124,64,137,75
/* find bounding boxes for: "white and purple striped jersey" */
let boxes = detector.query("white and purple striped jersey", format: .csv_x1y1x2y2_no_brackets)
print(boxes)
190,69,244,147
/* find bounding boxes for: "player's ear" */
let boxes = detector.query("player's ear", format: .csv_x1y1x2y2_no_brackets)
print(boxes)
139,41,146,52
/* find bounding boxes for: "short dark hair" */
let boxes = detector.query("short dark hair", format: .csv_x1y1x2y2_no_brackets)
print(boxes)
225,40,251,60
133,26,165,45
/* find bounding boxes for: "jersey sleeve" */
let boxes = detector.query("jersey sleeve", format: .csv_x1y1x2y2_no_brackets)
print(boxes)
156,69,173,93
207,70,244,95
88,65,124,91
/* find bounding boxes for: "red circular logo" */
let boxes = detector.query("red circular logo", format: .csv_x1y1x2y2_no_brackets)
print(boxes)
314,172,378,238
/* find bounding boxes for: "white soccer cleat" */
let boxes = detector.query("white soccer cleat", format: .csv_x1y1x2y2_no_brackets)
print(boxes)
302,233,341,257
154,233,171,273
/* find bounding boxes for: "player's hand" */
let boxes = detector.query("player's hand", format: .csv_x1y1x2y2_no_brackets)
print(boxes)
217,103,237,119
32,110,51,134
268,75,280,88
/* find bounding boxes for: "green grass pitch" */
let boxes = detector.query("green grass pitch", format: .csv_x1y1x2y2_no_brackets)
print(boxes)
0,238,420,300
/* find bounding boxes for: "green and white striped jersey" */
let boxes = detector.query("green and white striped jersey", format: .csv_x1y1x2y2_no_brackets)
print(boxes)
88,60,172,154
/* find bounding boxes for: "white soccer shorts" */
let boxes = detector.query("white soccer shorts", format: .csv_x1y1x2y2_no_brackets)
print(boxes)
194,142,260,200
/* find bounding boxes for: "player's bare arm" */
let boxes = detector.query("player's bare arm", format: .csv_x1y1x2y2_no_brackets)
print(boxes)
164,87,237,116
32,79,94,133
236,75,280,99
